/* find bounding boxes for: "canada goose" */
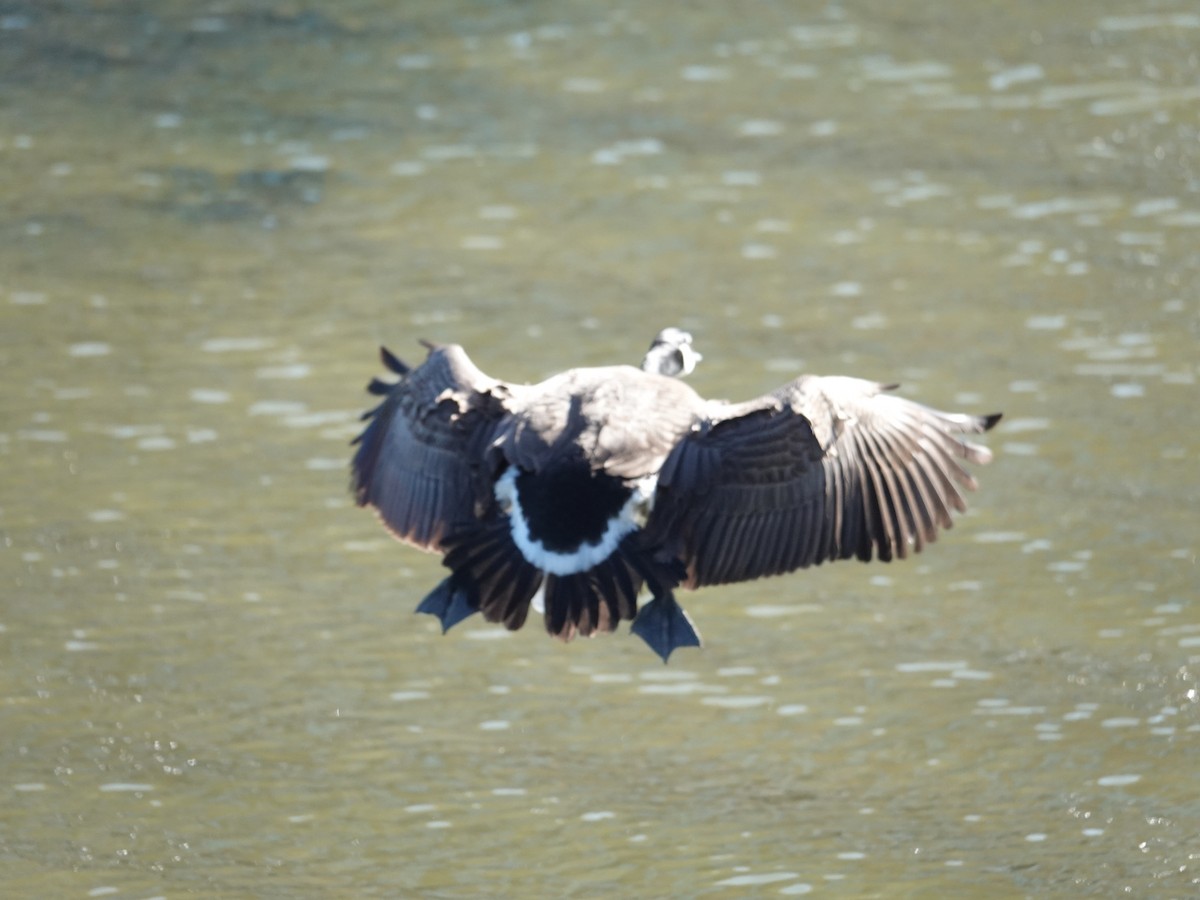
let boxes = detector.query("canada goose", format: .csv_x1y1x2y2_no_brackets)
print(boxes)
351,329,1000,662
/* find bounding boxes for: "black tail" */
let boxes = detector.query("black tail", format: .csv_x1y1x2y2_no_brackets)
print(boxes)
541,546,644,641
425,522,644,639
417,525,701,661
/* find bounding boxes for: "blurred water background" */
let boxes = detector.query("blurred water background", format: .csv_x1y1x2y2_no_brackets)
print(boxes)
1,2,1197,896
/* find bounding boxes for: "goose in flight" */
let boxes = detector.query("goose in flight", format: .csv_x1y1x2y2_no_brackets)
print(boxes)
351,329,1000,661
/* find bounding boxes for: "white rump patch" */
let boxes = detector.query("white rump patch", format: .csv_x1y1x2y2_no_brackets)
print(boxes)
530,583,546,614
496,469,656,576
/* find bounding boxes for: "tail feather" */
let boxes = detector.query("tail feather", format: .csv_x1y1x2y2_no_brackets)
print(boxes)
543,573,585,639
497,564,542,630
590,557,638,632
420,522,699,658
541,548,644,641
434,522,543,632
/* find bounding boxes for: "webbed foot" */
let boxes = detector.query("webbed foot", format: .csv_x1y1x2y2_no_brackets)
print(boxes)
416,575,479,632
630,595,702,663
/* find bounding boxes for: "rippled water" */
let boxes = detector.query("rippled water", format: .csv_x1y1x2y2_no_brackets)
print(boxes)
2,1,1197,896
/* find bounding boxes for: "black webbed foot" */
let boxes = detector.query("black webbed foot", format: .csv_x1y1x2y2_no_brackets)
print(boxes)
630,595,702,663
416,575,479,632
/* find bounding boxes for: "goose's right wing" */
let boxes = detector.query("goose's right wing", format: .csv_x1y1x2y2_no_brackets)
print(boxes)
646,375,1000,587
351,343,514,552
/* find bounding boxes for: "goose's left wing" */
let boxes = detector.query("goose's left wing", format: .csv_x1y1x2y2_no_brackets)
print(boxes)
645,375,1000,587
351,343,514,552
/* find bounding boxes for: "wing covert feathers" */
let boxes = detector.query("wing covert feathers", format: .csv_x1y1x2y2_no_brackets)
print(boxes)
351,343,510,552
648,375,999,588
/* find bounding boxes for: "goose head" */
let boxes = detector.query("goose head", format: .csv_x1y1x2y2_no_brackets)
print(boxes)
642,327,702,378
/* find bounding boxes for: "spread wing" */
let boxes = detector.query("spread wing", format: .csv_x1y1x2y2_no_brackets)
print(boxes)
646,375,1001,587
351,343,515,552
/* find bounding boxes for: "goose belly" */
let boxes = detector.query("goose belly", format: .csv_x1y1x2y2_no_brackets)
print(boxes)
494,466,656,575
